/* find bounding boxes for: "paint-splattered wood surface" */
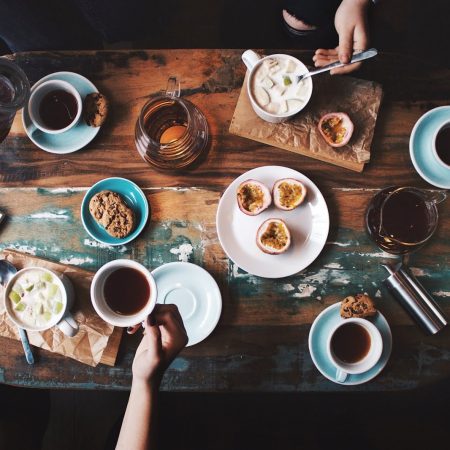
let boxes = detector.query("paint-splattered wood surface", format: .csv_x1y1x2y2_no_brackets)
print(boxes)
0,50,449,392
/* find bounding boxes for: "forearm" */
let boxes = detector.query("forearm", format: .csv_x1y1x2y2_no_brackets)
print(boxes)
116,380,158,450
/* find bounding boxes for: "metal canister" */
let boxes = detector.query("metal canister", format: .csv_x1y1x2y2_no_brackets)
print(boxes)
382,263,447,335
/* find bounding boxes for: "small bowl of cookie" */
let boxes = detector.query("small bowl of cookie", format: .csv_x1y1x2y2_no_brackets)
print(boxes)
81,177,149,246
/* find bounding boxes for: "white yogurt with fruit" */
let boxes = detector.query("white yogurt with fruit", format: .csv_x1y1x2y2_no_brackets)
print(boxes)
8,269,63,328
251,55,312,116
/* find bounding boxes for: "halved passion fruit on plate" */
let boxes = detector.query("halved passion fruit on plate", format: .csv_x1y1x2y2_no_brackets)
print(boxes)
318,112,354,148
273,178,307,211
236,179,271,216
256,218,291,255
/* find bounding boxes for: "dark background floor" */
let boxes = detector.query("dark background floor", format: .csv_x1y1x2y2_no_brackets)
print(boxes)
2,0,450,449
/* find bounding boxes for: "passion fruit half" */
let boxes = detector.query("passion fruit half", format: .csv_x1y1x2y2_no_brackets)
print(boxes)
256,218,291,255
236,180,271,216
318,112,354,148
273,178,307,211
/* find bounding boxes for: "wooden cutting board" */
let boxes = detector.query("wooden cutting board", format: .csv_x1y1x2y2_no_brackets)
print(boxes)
0,249,122,367
230,72,383,172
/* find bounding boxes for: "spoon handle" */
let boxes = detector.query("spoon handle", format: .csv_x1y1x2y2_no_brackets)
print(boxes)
299,48,378,81
18,327,34,364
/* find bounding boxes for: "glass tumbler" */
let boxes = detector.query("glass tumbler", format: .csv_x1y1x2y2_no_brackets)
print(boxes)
0,57,30,143
135,77,209,170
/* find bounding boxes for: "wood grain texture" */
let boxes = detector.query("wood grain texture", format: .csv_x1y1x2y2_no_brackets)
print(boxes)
0,50,448,392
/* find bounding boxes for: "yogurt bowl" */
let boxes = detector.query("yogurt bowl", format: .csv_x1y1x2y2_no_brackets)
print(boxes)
242,49,313,123
4,266,78,336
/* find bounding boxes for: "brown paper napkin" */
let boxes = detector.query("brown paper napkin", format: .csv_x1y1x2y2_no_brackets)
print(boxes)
0,249,122,367
230,72,383,172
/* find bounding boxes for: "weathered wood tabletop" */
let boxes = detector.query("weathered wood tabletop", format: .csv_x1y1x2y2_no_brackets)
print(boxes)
0,50,449,392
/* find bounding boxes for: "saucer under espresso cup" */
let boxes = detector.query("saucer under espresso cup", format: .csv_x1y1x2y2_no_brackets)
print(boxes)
90,259,157,328
241,49,313,123
22,71,101,154
327,318,383,383
4,267,79,337
410,106,450,189
28,79,82,134
309,303,392,385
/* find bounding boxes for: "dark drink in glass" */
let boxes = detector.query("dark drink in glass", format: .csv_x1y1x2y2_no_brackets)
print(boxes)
0,58,30,144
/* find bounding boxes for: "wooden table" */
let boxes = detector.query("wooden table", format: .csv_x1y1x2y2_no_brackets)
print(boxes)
0,50,448,392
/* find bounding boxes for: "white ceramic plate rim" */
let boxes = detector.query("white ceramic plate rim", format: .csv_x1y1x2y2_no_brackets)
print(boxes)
152,262,222,346
22,71,100,154
216,165,330,278
80,177,149,246
409,105,450,189
308,303,393,386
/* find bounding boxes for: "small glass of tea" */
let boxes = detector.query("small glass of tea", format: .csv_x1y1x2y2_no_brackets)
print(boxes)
366,186,446,254
135,77,209,170
0,58,30,144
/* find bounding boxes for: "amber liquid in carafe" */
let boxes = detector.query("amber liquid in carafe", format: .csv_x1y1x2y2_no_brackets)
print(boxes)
366,187,432,254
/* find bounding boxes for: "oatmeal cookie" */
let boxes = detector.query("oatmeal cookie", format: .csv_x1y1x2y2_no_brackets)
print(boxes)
89,190,134,238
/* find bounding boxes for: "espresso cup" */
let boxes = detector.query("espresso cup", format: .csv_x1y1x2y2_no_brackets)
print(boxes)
4,267,79,337
241,49,313,124
327,318,383,383
90,259,157,327
433,122,450,169
28,79,82,134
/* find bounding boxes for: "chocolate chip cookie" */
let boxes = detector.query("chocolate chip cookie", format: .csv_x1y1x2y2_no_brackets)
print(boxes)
89,190,135,238
83,92,108,127
340,293,377,319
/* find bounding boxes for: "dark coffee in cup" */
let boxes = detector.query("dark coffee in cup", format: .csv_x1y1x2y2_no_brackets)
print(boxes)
435,125,450,167
39,89,78,130
103,267,150,316
331,322,371,364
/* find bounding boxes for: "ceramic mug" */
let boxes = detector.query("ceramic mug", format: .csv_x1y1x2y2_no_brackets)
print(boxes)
327,318,383,383
241,49,313,123
433,122,450,169
4,267,79,337
28,79,82,134
90,259,157,327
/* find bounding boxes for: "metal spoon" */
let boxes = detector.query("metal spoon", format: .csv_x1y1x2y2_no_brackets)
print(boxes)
0,260,34,364
297,48,378,83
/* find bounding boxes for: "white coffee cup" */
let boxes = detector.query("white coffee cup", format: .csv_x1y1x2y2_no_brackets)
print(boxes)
432,122,450,169
241,49,313,124
90,259,157,327
28,79,82,134
4,267,79,337
327,318,383,383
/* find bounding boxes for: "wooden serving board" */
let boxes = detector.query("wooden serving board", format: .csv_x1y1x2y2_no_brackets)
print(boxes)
230,72,383,172
0,249,122,367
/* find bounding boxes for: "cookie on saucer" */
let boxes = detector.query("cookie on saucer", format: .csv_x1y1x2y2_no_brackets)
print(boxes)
340,293,377,319
89,190,135,238
84,92,108,127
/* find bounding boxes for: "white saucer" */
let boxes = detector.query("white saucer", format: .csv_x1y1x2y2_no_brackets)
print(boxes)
216,165,330,278
152,262,222,346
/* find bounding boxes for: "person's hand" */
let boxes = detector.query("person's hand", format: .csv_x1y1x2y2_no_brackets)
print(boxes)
132,304,188,388
313,0,370,75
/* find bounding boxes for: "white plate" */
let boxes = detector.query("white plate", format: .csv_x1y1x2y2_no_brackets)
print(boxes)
216,166,329,278
152,262,222,346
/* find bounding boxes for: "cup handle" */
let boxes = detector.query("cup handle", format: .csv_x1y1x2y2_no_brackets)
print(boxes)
166,76,181,98
428,190,447,205
242,50,261,72
336,368,348,383
57,314,79,337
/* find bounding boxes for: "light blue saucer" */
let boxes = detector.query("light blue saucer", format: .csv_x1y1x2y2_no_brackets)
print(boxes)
152,262,222,346
410,106,450,189
81,177,149,246
308,303,392,385
22,71,101,154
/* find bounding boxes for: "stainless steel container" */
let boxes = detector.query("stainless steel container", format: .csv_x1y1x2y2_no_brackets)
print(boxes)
382,263,447,335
